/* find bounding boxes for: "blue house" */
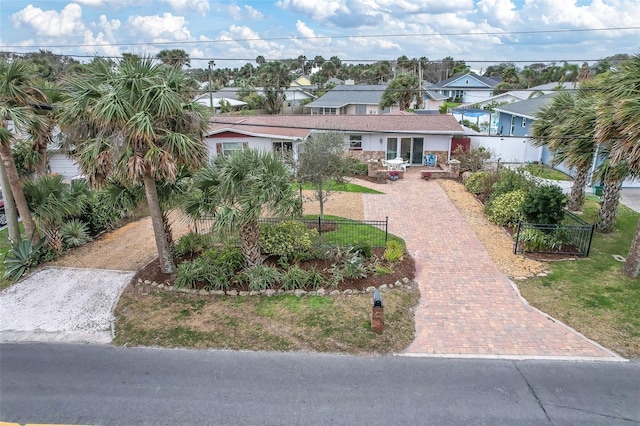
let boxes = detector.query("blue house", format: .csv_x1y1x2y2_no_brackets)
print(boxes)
427,72,501,104
493,93,640,188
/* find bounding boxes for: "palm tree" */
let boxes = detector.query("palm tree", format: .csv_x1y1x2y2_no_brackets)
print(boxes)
58,56,210,273
531,86,605,213
259,61,292,114
381,74,420,111
186,149,299,267
156,49,190,68
595,53,640,277
0,58,44,240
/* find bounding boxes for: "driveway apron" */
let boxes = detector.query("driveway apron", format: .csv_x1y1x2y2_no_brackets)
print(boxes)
360,171,619,359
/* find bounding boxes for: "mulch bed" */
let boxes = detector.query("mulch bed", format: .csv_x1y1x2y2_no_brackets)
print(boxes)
133,248,415,293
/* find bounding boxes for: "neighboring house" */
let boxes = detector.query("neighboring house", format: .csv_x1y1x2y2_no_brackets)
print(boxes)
290,75,314,89
212,86,315,114
428,72,501,104
491,93,639,188
454,82,573,134
422,90,448,111
194,94,247,113
205,114,464,166
305,84,400,115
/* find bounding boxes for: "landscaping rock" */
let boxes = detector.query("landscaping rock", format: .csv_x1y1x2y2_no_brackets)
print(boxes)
379,284,388,291
264,289,276,297
294,289,307,297
329,290,341,296
366,286,376,293
226,290,238,296
249,291,261,296
316,288,326,296
239,291,250,296
402,277,410,285
343,289,353,295
211,290,225,296
199,289,209,296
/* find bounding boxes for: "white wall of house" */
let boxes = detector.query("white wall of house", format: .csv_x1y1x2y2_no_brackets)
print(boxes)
205,135,274,158
344,104,399,115
49,152,80,179
470,135,542,164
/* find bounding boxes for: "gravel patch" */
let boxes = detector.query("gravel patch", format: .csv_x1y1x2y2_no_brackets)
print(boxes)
0,267,134,343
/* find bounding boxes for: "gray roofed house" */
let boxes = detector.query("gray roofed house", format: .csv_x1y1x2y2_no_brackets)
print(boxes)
493,92,558,121
305,84,400,115
428,72,501,104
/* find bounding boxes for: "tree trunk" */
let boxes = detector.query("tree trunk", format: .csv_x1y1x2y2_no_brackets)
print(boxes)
317,182,325,221
621,218,640,278
0,159,21,242
567,165,588,212
240,220,262,267
142,172,175,274
0,142,38,240
596,179,622,233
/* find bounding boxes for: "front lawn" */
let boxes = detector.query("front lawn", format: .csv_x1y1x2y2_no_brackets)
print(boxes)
517,196,640,358
524,163,572,181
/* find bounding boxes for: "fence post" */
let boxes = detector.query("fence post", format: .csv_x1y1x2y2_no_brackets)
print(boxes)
586,224,595,257
318,216,322,240
514,222,522,254
385,216,388,246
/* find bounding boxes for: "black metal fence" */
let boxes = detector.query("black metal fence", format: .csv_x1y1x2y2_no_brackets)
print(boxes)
193,216,390,248
513,211,595,257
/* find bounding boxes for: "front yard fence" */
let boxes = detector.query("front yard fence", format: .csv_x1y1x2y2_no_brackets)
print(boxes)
193,216,390,248
513,211,595,257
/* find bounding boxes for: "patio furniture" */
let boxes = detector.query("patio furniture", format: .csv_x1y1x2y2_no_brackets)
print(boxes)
423,153,437,167
386,158,407,172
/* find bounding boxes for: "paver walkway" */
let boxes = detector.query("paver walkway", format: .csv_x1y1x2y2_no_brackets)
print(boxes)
358,169,620,359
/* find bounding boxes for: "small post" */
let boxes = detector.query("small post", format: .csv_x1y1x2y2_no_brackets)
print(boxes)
371,289,384,333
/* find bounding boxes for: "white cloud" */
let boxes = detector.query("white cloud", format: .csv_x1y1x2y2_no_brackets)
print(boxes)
243,5,264,20
11,4,85,37
276,0,350,22
295,20,318,39
476,0,520,26
126,13,192,41
159,0,210,15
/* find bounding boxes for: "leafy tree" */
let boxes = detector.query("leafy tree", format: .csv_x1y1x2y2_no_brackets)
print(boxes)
58,56,210,273
186,149,299,267
521,184,566,224
296,131,348,220
381,74,419,111
0,58,44,240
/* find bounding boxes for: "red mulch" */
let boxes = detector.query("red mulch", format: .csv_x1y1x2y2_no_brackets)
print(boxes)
133,247,415,292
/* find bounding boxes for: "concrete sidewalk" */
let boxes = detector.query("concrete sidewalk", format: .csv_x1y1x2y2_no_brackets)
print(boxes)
359,171,622,360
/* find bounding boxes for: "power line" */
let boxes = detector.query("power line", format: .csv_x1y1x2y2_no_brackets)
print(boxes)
2,26,639,50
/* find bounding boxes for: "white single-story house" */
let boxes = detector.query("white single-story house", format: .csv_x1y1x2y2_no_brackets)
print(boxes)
205,113,464,166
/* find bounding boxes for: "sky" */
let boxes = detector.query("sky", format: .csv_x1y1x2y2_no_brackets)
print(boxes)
1,0,639,71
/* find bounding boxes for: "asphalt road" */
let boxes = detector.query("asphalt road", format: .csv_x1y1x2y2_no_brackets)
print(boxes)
1,343,638,425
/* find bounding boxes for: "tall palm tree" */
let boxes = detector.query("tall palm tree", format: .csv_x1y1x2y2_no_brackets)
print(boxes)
0,58,44,240
595,53,640,277
260,61,292,114
531,90,597,212
186,149,299,268
58,56,210,273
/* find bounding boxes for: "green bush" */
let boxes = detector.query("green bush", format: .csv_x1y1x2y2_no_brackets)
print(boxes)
485,190,526,226
61,219,92,248
174,260,213,290
3,237,45,281
521,184,567,225
353,243,373,258
240,265,281,291
281,265,309,291
465,171,497,199
175,232,213,257
259,220,318,259
383,240,404,262
491,168,534,199
519,228,566,252
452,145,492,172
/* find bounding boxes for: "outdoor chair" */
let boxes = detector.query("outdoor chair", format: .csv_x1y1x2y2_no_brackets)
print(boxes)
423,154,437,167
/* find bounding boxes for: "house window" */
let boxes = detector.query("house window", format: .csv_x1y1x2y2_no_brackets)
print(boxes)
273,141,292,159
355,104,366,115
522,118,527,128
510,116,515,135
349,135,362,150
379,106,391,114
221,142,243,156
465,79,469,85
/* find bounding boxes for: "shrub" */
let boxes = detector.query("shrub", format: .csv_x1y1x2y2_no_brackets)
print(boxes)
4,237,45,281
451,145,492,172
60,219,92,248
521,184,567,225
485,190,526,226
240,265,281,291
259,220,318,259
490,168,534,200
519,228,566,252
175,232,213,257
174,260,211,289
353,243,373,258
383,240,404,262
280,265,309,291
465,171,498,200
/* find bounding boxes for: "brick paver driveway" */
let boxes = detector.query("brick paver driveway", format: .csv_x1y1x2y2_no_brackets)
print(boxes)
359,169,620,360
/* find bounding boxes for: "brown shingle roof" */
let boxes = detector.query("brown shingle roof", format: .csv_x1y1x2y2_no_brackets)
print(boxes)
207,114,463,138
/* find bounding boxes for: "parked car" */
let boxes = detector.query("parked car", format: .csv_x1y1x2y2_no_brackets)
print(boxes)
0,187,6,227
